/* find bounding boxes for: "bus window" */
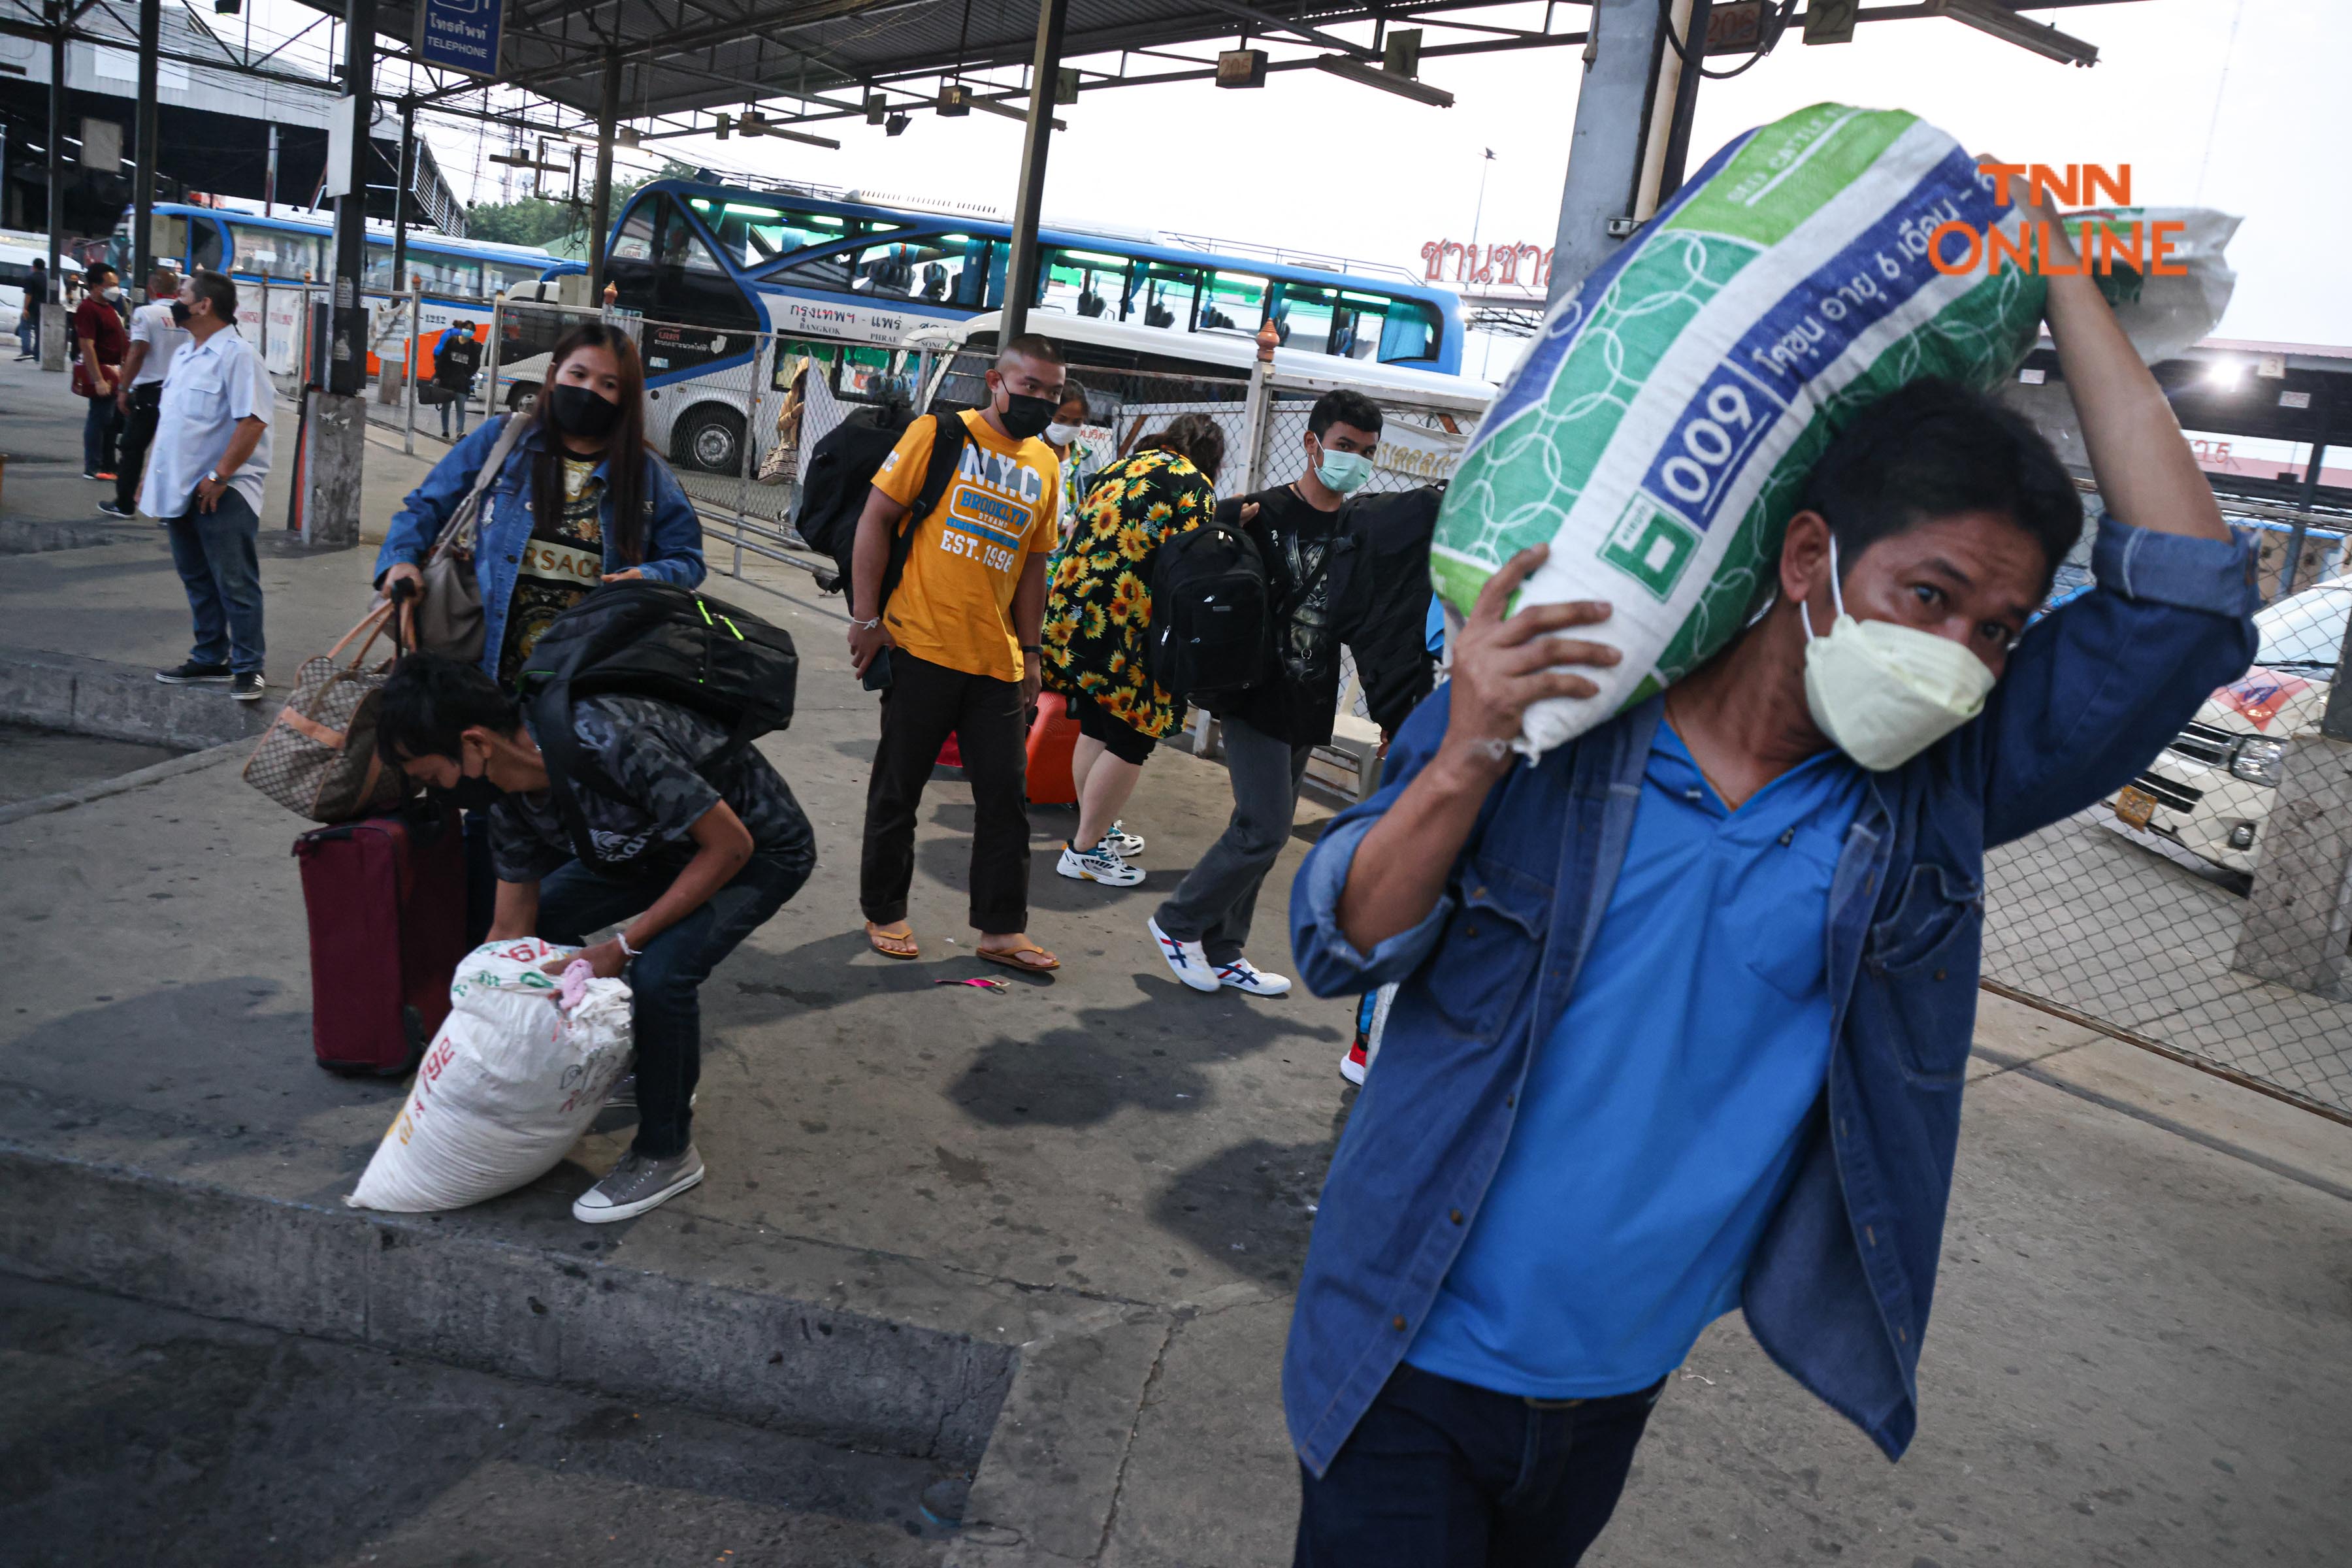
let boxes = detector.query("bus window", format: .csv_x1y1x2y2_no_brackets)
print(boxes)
483,259,546,297
227,221,323,280
1198,269,1266,335
610,201,658,263
1267,280,1335,352
364,240,398,291
791,235,991,307
414,252,484,297
683,196,901,270
189,217,225,274
1130,263,1201,331
1376,299,1441,364
1035,248,1131,319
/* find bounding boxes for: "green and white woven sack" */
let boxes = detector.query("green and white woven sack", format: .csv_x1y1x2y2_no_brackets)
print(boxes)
1435,103,2236,757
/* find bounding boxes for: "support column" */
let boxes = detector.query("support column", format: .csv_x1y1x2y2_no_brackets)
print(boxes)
1546,0,1675,304
1000,0,1070,343
132,0,159,291
306,0,374,547
40,4,65,370
588,54,621,301
391,97,414,299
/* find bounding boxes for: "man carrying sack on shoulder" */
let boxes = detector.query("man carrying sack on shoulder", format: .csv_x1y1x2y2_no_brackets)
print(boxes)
845,333,1066,974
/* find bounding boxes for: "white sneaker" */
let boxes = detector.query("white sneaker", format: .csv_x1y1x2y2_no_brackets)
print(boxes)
1058,841,1145,886
1341,1039,1370,1085
1215,957,1293,997
572,1146,704,1223
1149,917,1220,993
1104,821,1146,857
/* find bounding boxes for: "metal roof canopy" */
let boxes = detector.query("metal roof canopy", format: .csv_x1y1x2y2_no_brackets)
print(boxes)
308,0,2146,135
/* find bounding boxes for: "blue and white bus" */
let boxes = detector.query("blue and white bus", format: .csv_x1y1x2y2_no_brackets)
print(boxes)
593,178,1466,472
116,202,562,381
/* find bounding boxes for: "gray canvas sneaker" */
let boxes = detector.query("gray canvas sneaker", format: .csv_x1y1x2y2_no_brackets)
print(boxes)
572,1146,704,1224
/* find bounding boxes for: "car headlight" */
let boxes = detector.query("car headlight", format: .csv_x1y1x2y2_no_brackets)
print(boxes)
2230,737,2286,785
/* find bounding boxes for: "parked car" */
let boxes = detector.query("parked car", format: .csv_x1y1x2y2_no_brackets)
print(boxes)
2110,574,2349,874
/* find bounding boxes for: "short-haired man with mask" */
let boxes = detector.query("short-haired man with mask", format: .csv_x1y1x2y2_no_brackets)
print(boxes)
847,333,1066,973
1151,388,1433,1000
144,270,275,703
1278,194,2260,1565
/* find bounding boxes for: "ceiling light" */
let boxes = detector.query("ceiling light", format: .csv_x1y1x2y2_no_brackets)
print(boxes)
1313,55,1453,108
886,113,910,137
2206,360,2247,390
1927,0,2099,67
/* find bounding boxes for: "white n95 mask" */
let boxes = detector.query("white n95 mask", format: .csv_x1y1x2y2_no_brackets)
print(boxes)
1800,538,1996,772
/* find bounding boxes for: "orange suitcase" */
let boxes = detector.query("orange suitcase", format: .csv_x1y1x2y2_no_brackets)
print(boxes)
1026,696,1080,806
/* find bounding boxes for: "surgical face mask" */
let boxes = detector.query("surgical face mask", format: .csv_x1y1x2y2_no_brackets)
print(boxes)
549,382,622,441
998,390,1056,441
1045,421,1082,446
1313,441,1374,495
101,285,122,302
1800,538,1997,772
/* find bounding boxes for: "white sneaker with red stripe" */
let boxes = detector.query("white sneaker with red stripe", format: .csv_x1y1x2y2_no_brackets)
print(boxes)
1341,1039,1369,1085
1148,917,1220,993
1215,958,1292,997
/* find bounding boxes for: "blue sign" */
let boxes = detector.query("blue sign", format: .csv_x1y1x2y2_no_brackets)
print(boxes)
416,0,504,78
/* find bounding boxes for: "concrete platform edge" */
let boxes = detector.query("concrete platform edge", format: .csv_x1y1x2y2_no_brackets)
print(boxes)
0,645,278,750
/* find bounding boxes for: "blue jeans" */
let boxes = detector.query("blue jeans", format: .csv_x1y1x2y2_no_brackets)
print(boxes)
164,487,266,675
437,392,468,440
84,392,120,474
1293,1364,1663,1568
535,846,811,1159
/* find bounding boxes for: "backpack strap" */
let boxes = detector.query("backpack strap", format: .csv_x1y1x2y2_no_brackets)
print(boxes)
427,414,527,562
878,411,970,613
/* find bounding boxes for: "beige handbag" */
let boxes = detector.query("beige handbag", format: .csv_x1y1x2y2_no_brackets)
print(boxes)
413,414,529,662
242,604,410,823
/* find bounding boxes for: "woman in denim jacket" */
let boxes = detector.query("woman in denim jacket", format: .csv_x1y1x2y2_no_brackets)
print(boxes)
375,321,705,685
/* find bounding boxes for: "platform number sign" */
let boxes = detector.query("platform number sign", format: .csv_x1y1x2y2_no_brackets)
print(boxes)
1804,0,1859,46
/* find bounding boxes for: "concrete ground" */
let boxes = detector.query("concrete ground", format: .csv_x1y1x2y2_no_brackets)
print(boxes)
3,349,2351,1565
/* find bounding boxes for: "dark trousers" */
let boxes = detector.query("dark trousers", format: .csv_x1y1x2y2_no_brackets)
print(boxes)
1154,712,1313,964
164,489,267,675
536,847,811,1160
860,650,1031,934
82,391,120,474
115,384,162,510
1294,1365,1663,1568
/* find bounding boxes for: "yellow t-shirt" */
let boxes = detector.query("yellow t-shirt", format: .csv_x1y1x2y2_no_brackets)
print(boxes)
872,410,1062,682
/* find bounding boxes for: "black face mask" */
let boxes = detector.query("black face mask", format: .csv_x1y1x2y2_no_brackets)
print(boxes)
434,774,506,813
998,391,1056,441
169,301,191,327
549,383,623,441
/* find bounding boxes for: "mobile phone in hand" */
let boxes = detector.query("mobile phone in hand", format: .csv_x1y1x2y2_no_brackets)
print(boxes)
862,646,894,691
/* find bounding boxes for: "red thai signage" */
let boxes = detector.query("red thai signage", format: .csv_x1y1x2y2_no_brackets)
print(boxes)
1419,240,1554,291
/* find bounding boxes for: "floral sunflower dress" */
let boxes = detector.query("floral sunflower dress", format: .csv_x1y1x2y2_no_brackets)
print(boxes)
1040,447,1215,740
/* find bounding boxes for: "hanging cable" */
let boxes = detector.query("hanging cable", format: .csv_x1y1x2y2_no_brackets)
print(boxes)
1656,0,1796,81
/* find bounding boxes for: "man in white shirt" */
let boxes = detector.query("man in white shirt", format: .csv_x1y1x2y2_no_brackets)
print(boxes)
99,268,192,520
144,270,276,702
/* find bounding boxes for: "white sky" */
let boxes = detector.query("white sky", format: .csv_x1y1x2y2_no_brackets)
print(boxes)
422,0,2338,348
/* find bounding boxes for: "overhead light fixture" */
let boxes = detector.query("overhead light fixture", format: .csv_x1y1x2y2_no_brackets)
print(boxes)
1927,0,2099,67
885,113,910,137
1314,55,1453,108
1217,49,1267,89
2205,359,2247,391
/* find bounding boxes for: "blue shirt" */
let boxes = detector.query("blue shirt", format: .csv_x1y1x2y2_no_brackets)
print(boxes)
1406,725,1864,1398
1281,517,2261,1476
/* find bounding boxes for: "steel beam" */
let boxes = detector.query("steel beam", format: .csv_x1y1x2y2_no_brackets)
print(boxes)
328,0,374,398
391,97,415,289
589,52,621,300
1000,0,1069,346
1548,0,1669,304
131,0,158,290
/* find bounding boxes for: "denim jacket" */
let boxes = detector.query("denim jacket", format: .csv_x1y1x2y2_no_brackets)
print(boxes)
1284,517,2259,1473
374,416,707,675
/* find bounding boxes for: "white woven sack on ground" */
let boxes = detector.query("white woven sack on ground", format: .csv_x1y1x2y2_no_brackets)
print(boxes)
347,937,633,1213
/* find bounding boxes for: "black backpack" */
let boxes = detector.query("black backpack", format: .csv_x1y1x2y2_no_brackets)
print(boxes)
1141,519,1271,702
794,409,969,606
515,581,798,865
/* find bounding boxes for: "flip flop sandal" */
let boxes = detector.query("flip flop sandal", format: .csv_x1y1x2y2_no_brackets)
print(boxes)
977,942,1060,974
866,922,920,960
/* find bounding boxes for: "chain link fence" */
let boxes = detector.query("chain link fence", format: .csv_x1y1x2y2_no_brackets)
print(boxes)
1980,500,2352,1121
